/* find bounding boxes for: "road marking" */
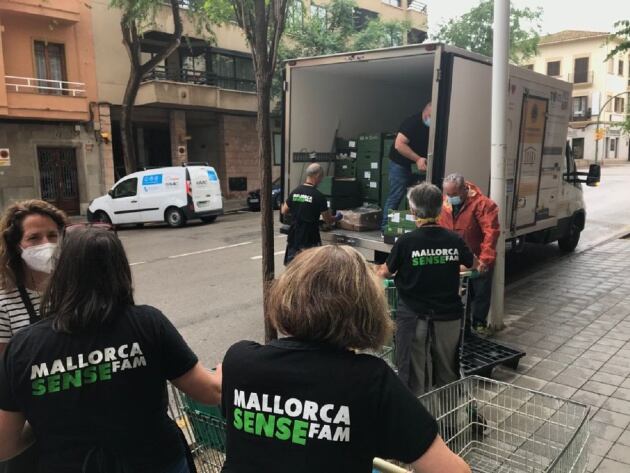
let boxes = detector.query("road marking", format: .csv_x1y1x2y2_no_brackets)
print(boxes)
168,241,253,259
130,262,146,266
250,250,285,260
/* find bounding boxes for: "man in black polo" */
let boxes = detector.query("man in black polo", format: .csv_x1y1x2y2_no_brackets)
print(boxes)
380,102,431,231
281,163,339,265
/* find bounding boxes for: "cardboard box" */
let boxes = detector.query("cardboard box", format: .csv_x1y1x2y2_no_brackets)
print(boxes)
338,207,382,231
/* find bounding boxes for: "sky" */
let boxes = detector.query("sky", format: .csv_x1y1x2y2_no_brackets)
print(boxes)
426,0,623,36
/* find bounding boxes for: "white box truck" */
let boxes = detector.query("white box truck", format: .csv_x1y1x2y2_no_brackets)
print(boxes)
281,43,600,256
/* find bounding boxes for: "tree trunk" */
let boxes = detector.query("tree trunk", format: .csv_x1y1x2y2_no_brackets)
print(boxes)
120,71,142,175
256,74,277,343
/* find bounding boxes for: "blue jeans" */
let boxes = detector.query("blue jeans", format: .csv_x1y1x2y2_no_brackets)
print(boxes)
161,457,190,473
381,161,414,230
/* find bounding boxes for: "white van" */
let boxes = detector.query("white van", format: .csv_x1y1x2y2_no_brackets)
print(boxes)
88,165,223,227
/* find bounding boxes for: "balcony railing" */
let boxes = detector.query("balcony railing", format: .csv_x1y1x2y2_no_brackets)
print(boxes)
407,0,427,13
571,110,592,121
142,66,256,93
5,75,86,97
568,71,594,85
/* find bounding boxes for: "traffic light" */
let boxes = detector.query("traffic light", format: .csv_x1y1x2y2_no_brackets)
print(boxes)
595,128,605,140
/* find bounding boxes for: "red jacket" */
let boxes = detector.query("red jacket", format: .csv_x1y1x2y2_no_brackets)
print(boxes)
439,182,500,267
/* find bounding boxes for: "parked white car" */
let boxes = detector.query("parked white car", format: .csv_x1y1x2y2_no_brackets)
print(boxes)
88,165,223,227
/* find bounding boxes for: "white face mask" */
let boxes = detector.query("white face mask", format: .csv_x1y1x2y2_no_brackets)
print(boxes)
21,243,57,274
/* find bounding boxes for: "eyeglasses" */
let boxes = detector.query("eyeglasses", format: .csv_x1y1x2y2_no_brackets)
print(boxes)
64,222,116,234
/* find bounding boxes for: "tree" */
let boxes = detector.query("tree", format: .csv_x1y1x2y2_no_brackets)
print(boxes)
433,0,542,63
111,0,184,175
205,0,289,342
608,20,630,58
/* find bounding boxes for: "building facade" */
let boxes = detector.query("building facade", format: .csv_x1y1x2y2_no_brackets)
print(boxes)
524,30,630,163
92,0,428,200
0,0,101,214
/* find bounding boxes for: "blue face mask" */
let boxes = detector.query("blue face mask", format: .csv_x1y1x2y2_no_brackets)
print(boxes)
448,195,462,206
423,117,431,127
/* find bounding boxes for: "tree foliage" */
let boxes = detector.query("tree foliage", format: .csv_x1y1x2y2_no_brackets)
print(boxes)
608,20,630,59
433,0,542,62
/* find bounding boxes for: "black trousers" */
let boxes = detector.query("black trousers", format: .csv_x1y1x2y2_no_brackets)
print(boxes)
470,268,493,326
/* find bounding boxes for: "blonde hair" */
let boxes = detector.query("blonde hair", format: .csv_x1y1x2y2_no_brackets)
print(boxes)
268,245,393,350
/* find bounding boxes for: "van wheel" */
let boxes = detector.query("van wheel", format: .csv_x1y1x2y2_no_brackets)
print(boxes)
94,211,111,225
165,208,186,228
200,215,217,224
558,221,581,252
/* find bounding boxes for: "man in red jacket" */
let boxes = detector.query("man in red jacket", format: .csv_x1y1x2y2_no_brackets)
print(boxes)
440,173,500,332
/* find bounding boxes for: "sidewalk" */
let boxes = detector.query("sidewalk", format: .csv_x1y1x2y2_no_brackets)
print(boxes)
493,238,630,473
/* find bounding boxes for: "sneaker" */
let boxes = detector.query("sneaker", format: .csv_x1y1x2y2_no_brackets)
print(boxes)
473,323,489,336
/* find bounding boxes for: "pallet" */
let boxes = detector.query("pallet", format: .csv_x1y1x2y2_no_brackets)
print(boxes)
460,333,526,377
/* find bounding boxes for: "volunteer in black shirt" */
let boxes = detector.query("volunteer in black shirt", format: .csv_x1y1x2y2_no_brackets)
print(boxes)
221,245,470,473
379,183,476,395
0,226,222,473
381,102,431,231
281,163,339,265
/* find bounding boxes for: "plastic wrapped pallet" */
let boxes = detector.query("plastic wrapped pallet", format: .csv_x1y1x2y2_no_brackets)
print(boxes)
337,206,382,231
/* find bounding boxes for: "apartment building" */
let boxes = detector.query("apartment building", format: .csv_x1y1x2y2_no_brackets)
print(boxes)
524,30,630,162
0,0,101,214
92,0,428,199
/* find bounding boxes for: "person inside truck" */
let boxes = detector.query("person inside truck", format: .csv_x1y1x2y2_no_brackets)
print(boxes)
281,163,341,265
439,173,500,334
378,183,477,395
380,101,432,232
220,245,471,473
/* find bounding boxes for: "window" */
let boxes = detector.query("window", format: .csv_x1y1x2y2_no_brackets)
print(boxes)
571,138,584,161
572,96,587,118
546,61,560,77
573,57,589,83
353,7,378,31
610,138,616,152
113,178,138,199
619,60,625,76
382,0,402,7
34,41,67,95
407,28,427,45
608,58,615,74
209,51,255,92
310,4,328,25
181,54,206,83
287,0,304,29
614,97,625,114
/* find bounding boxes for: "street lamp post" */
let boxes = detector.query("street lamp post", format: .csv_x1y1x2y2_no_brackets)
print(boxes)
489,0,510,330
593,91,630,163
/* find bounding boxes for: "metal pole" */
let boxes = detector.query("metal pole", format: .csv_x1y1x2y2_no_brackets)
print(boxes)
489,0,509,330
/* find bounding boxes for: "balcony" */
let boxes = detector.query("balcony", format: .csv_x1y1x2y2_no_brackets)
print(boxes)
137,68,257,113
0,0,80,23
571,110,592,122
143,65,256,93
3,75,89,120
568,71,594,86
407,0,427,13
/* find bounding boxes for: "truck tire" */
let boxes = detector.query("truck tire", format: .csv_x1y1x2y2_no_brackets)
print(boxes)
165,207,186,228
558,220,581,252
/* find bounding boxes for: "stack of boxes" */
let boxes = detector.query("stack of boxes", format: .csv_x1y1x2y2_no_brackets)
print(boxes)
334,138,358,179
383,209,417,244
318,176,361,211
357,134,383,204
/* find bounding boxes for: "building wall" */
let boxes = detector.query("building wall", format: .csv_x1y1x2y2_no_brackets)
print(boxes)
0,122,102,213
527,35,630,161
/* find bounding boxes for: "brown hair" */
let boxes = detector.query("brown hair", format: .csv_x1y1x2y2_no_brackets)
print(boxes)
0,199,68,289
268,245,393,350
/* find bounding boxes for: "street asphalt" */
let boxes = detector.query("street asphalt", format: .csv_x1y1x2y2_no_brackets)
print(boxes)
120,165,630,367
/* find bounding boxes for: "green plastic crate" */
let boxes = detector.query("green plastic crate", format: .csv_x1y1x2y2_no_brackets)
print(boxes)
182,396,226,452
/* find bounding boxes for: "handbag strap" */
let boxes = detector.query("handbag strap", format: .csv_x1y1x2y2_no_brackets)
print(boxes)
16,285,38,325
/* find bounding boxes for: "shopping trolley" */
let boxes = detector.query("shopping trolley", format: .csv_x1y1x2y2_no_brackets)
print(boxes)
418,376,590,473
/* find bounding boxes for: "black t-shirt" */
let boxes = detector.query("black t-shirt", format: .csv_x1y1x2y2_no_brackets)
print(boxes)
386,226,474,319
390,113,430,169
0,305,198,473
221,338,438,473
286,184,328,250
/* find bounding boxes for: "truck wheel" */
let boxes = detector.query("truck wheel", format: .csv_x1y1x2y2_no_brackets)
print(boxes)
165,208,186,228
94,211,111,225
558,221,581,252
200,215,217,224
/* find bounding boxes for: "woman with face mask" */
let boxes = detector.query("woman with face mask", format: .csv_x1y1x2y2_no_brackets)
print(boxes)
0,200,67,355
